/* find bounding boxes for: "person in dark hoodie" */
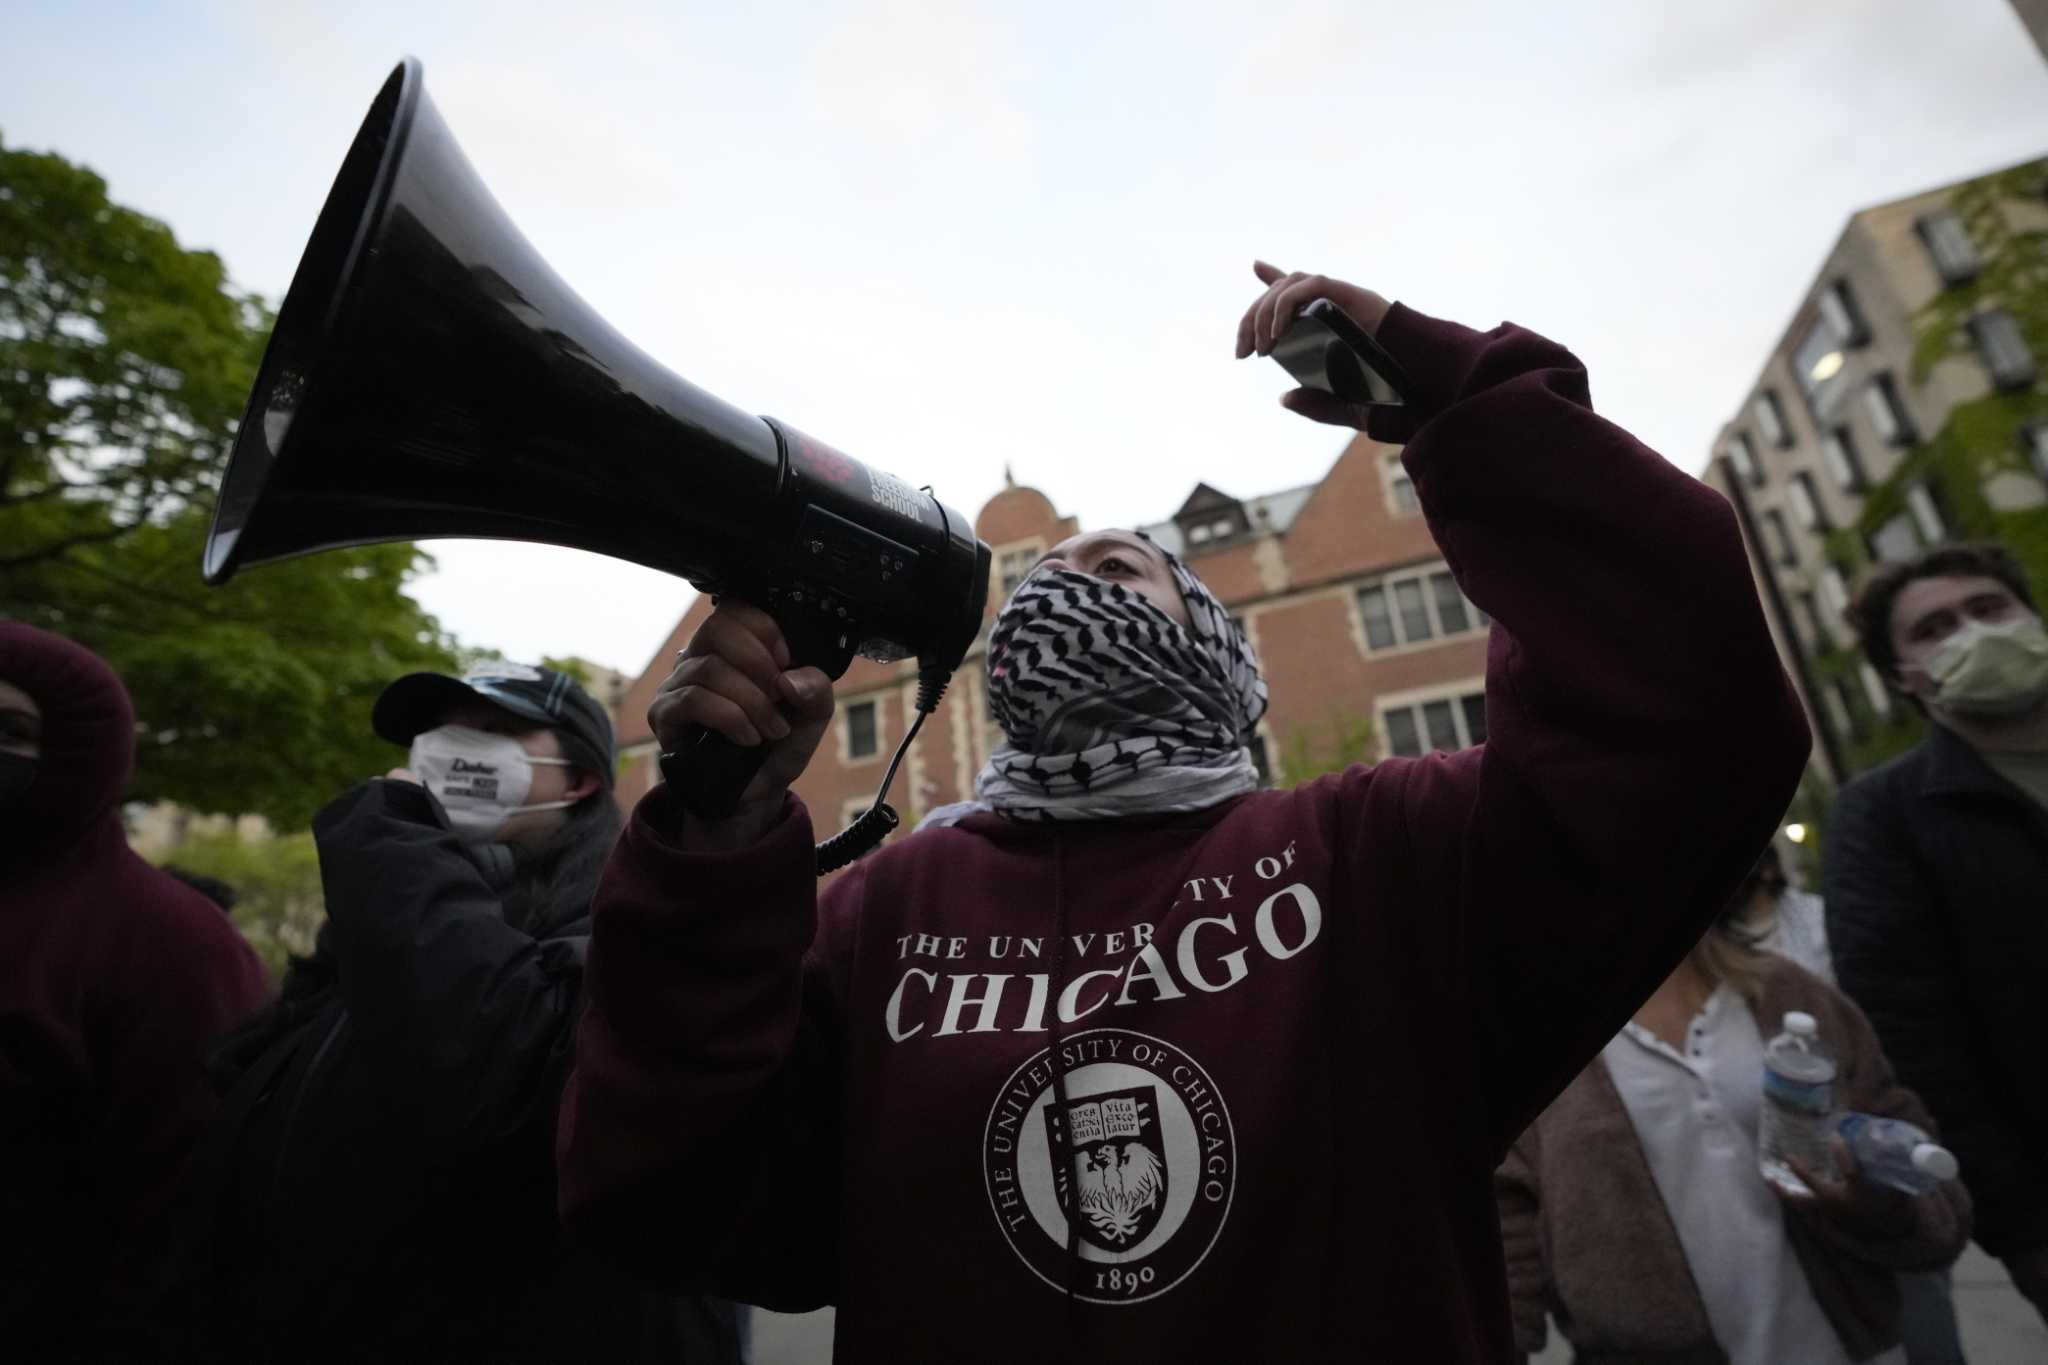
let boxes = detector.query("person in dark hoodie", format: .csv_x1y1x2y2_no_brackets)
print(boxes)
0,623,271,1362
186,661,743,1364
555,264,1813,1363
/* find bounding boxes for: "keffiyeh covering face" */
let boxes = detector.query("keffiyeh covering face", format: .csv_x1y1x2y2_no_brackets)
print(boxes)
970,545,1269,822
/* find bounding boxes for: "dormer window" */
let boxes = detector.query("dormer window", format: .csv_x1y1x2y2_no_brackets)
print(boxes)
1171,483,1249,550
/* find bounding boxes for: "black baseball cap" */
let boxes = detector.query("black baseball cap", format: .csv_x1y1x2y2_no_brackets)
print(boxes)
373,661,616,788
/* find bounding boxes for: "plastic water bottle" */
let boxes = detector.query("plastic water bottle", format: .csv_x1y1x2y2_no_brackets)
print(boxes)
1838,1112,1960,1195
1758,1011,1836,1196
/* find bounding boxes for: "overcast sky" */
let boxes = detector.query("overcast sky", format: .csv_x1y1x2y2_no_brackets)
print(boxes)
6,1,2046,678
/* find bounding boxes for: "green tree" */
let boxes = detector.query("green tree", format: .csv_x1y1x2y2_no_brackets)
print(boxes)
1275,707,1378,787
1,136,463,827
158,825,325,980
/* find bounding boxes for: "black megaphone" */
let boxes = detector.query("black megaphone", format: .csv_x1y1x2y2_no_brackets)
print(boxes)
204,59,990,859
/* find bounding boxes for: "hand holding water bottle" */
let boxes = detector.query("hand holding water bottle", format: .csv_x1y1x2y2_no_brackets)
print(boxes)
1782,1134,1920,1240
1758,1011,1836,1197
1835,1112,1959,1196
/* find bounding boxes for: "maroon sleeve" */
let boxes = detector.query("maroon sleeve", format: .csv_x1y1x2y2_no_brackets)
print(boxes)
556,788,851,1307
1363,303,1811,1157
93,873,271,1310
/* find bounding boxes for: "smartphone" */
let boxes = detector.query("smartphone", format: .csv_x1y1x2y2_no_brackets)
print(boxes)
1270,298,1411,407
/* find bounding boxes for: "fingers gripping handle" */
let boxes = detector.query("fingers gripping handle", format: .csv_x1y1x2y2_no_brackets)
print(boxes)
661,725,776,822
660,610,855,822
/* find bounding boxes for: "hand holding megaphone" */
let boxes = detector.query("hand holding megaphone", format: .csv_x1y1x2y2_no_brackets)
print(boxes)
651,603,837,850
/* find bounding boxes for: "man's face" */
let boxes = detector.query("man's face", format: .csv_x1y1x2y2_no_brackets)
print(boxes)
1033,531,1190,629
433,699,595,845
0,680,42,762
1888,573,2034,703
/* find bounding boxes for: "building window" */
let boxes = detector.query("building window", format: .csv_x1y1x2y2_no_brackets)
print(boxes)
1832,679,1868,741
1969,311,2037,391
1819,683,1854,744
1382,688,1487,758
1861,374,1914,447
1753,390,1793,448
1188,523,1213,545
845,700,879,760
1869,514,1921,564
1761,510,1798,567
1796,591,1832,652
1905,482,1947,545
997,545,1040,599
1859,662,1894,720
2027,424,2048,484
1794,318,1852,420
1726,433,1763,486
1356,565,1487,652
1818,280,1869,348
1917,211,1981,286
1786,472,1829,533
1819,564,1852,621
1820,428,1865,493
1382,452,1419,516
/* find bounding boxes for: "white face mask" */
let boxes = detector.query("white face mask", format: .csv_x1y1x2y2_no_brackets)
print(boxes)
1926,614,2048,719
408,725,576,843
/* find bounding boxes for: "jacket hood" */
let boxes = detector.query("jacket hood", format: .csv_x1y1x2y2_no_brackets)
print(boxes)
0,623,135,858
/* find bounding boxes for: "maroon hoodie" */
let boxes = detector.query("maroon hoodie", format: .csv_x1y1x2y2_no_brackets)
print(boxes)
557,305,1812,1363
0,624,271,1353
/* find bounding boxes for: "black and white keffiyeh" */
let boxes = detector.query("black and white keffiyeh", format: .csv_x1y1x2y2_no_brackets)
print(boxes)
928,545,1268,824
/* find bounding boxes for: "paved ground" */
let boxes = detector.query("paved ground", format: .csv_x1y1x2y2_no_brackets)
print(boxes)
749,1244,2044,1363
1525,1244,2042,1364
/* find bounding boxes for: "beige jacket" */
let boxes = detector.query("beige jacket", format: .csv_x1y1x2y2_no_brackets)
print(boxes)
1495,958,1971,1364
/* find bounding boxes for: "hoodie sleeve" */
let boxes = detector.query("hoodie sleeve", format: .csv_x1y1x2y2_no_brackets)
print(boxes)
556,788,849,1309
1357,303,1811,1159
311,778,587,1150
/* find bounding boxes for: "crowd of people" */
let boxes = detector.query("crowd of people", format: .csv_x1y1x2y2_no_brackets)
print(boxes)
4,265,2045,1363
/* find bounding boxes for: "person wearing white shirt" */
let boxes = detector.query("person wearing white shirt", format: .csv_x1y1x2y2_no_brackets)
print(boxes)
1498,898,1971,1364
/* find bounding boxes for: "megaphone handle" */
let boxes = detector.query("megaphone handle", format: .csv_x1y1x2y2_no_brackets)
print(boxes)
661,611,856,822
661,725,776,822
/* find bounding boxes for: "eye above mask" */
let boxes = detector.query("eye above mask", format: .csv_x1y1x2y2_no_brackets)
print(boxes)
406,724,577,843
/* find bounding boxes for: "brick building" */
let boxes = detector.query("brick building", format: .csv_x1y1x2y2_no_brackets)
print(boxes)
612,430,1493,850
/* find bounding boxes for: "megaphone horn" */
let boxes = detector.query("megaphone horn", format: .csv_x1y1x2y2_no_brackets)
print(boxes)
208,58,990,854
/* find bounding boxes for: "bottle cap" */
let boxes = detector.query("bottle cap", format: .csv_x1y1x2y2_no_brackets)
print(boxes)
1783,1011,1818,1036
1912,1144,1959,1182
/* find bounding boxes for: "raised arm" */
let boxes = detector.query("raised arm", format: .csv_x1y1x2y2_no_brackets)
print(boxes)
556,604,848,1305
1243,265,1810,1156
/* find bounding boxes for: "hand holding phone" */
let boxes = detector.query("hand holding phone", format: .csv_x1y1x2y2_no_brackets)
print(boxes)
1236,261,1409,422
1270,299,1410,407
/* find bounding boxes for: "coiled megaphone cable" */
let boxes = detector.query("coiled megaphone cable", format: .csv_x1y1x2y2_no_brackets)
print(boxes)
815,663,950,874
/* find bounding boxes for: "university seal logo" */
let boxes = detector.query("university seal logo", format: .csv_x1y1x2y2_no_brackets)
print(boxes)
982,1028,1235,1305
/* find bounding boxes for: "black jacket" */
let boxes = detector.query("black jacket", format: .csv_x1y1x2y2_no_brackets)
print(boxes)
1824,722,2048,1260
186,779,740,1363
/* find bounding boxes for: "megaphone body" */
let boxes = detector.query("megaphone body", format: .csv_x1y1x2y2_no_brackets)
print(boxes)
207,59,990,828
